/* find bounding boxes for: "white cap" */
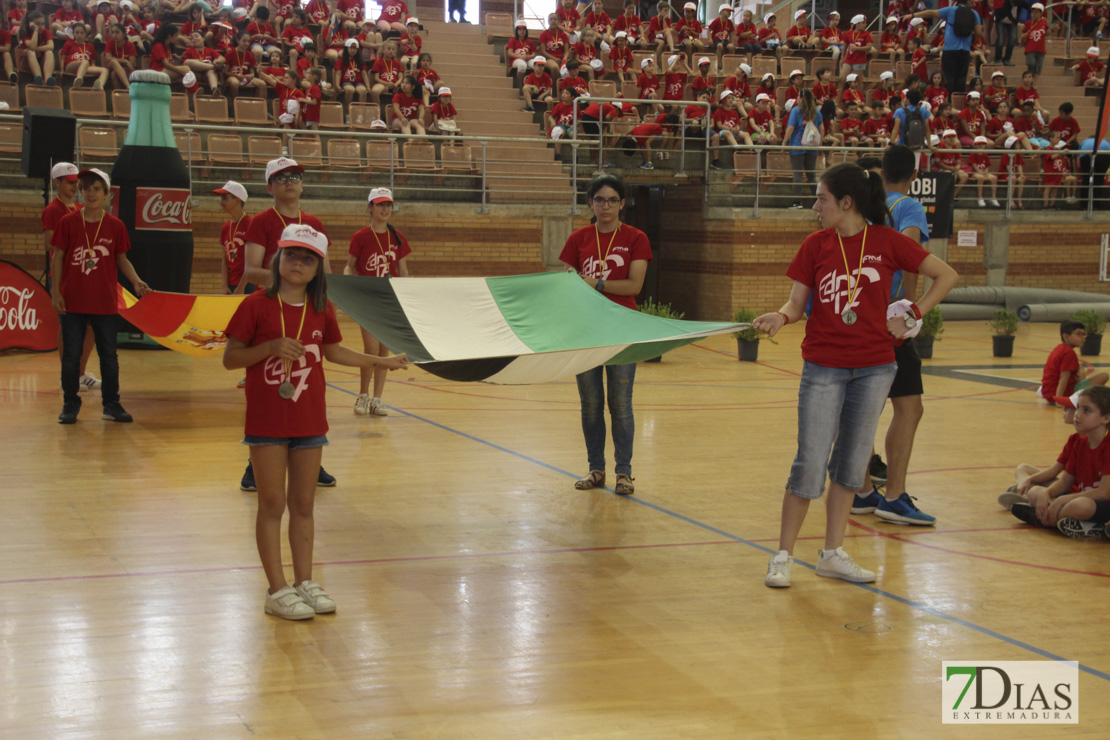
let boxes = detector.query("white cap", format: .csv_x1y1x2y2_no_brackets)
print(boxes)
738,62,751,75
930,134,940,146
828,10,840,17
439,86,452,96
1002,121,1013,132
213,180,248,203
1055,140,1068,149
51,162,79,182
784,98,796,112
233,7,248,18
407,17,420,24
590,58,604,71
533,55,547,65
559,64,569,77
719,88,734,101
942,128,957,137
991,70,1004,78
762,72,775,81
683,1,697,10
887,15,898,24
967,90,980,99
794,9,806,19
368,187,394,204
78,168,110,191
851,14,866,25
370,119,388,129
146,23,156,34
698,56,712,66
719,4,732,12
909,17,924,26
1004,135,1019,149
278,224,328,259
286,99,301,115
119,0,133,8
516,19,527,27
880,71,893,81
641,57,654,68
182,71,197,88
920,101,931,113
265,156,304,181
973,135,989,144
764,12,775,23
1031,2,1044,9
845,73,858,82
278,112,295,125
789,68,803,78
345,38,359,47
614,30,627,38
1088,46,1101,56
668,54,679,66
599,40,610,52
756,92,771,102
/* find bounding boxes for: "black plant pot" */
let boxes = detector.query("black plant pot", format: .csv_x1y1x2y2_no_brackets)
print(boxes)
1081,333,1103,357
916,336,934,359
643,356,662,363
737,337,759,362
992,335,1015,358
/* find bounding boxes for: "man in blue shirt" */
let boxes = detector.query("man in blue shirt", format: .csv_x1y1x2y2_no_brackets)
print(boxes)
911,0,982,95
852,145,938,526
890,88,932,147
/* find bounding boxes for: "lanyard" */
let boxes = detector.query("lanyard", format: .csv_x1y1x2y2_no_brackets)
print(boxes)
83,214,105,268
370,225,390,256
595,224,620,276
277,294,308,384
274,209,301,229
835,224,868,310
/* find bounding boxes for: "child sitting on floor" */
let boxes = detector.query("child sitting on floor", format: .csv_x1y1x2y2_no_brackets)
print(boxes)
1039,319,1109,407
1001,386,1110,538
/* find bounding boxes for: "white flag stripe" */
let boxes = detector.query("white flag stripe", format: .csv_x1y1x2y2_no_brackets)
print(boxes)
484,345,630,385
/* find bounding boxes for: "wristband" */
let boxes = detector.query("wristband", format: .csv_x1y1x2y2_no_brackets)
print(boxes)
595,278,605,292
908,302,922,320
777,311,789,325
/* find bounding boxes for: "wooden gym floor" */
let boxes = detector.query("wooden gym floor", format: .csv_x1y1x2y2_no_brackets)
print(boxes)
2,317,1108,738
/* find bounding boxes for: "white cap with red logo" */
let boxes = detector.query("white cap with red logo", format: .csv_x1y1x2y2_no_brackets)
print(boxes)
213,180,248,203
51,162,79,182
278,224,328,259
78,168,111,190
368,187,394,204
265,157,305,182
794,9,806,19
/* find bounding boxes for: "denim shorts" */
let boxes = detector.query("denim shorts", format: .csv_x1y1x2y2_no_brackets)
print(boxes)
242,434,329,449
787,360,897,499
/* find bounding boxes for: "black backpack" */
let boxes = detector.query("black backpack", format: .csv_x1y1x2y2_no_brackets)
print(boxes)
903,106,927,149
953,5,976,37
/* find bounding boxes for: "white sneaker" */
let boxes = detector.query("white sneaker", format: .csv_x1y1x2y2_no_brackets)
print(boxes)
353,393,371,416
368,398,389,416
79,372,102,391
977,198,986,207
295,579,336,613
264,586,315,620
815,547,875,583
1066,196,1079,204
990,199,1001,208
765,550,794,588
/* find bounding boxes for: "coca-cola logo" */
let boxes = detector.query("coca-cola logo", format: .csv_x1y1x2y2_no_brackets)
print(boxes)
136,188,192,231
0,261,59,352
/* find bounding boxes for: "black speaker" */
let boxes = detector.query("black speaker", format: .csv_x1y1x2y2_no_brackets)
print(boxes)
21,107,77,179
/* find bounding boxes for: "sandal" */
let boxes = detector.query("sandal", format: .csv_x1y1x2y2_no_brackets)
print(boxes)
575,470,605,490
614,474,635,496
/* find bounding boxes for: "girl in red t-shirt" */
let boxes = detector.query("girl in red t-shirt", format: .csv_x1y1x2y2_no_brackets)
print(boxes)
370,40,403,104
50,0,83,38
61,23,109,89
343,188,412,417
558,175,652,496
182,30,221,92
19,11,55,85
414,52,441,105
376,0,409,35
507,22,537,83
609,30,634,85
924,71,949,111
392,75,425,135
150,24,189,82
753,163,957,589
334,40,368,106
224,224,409,621
400,18,422,70
429,88,458,136
102,23,137,90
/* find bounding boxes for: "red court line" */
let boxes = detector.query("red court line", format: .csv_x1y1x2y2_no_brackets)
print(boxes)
907,464,1016,476
846,519,1110,578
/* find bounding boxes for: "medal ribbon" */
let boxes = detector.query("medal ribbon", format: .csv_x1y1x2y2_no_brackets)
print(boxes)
835,224,867,315
83,214,105,269
277,294,308,388
594,224,620,278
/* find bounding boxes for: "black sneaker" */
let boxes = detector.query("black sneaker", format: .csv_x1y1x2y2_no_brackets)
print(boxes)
101,403,133,423
710,159,722,170
1011,502,1044,527
317,466,336,487
869,453,888,485
1056,517,1106,538
240,462,256,492
58,400,81,424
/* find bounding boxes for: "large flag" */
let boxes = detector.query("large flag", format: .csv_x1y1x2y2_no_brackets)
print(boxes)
326,272,745,384
116,286,245,356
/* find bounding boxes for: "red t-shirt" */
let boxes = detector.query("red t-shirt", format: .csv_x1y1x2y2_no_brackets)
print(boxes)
911,49,928,80
1057,432,1110,491
247,21,276,42
558,224,653,311
549,102,575,127
934,142,961,169
559,75,588,95
224,49,256,77
1048,116,1081,142
150,41,172,72
430,101,456,120
844,30,872,66
506,38,536,58
1014,85,1039,106
1023,18,1047,53
841,88,865,106
675,18,702,40
244,209,328,268
556,7,581,27
1078,60,1106,84
585,11,611,34
820,26,842,46
338,0,364,21
538,29,570,58
572,41,597,63
300,85,322,123
812,81,836,105
183,46,220,63
646,15,671,43
637,72,660,97
51,211,132,315
612,14,642,38
415,67,439,87
337,58,364,84
372,57,404,84
348,225,412,276
378,0,408,23
305,0,330,23
42,197,82,233
282,26,314,51
609,45,633,70
225,292,343,437
1013,116,1041,136
747,108,774,135
786,225,930,368
712,107,742,130
788,24,811,40
863,115,892,138
881,31,902,51
1042,343,1081,397
708,18,734,41
925,85,949,110
400,32,421,56
393,91,422,120
840,116,863,136
958,107,988,136
221,215,252,288
525,71,553,97
986,116,1013,138
663,71,686,100
757,26,782,48
998,151,1024,181
53,8,83,24
630,122,663,145
106,38,137,59
60,40,95,65
967,151,992,171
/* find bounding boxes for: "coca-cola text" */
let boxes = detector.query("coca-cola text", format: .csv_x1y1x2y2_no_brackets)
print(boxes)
136,188,193,231
0,286,40,332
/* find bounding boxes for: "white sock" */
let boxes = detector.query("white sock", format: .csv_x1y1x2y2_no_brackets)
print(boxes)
820,548,838,559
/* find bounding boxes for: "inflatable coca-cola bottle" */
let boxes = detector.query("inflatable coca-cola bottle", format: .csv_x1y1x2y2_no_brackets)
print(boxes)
110,70,194,296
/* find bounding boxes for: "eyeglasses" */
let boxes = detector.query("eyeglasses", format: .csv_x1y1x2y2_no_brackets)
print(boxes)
591,196,622,207
271,173,303,184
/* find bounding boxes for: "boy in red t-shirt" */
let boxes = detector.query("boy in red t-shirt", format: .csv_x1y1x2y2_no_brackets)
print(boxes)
1006,386,1110,537
967,136,1000,208
50,168,150,424
1072,46,1106,87
1040,320,1109,404
213,180,252,294
1042,135,1077,208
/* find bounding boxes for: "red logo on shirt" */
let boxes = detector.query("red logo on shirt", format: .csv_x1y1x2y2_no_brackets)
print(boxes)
819,267,880,314
137,188,193,231
263,344,320,402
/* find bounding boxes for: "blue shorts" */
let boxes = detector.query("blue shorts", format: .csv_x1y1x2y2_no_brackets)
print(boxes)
242,434,329,449
787,360,898,498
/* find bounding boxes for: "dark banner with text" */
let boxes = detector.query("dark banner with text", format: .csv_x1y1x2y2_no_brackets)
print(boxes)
0,260,59,352
908,172,955,240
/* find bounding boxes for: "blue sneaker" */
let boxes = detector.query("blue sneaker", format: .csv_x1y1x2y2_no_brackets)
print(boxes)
240,461,256,492
317,466,336,487
851,486,883,514
875,493,936,526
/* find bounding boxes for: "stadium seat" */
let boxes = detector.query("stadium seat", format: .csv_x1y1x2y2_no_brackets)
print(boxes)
0,82,20,112
289,135,323,168
111,89,131,119
169,92,193,121
349,102,380,129
441,143,477,172
25,84,63,110
233,97,269,126
365,138,398,174
719,54,746,75
400,140,441,184
78,126,119,160
485,12,512,43
620,80,639,102
729,150,760,191
318,101,346,129
69,87,108,118
247,135,283,164
174,130,202,162
206,133,244,163
750,57,777,80
0,123,21,153
195,95,230,124
326,138,362,170
868,59,894,81
588,80,617,99
781,56,808,77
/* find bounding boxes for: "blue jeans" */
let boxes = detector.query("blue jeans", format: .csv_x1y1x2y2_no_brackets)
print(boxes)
575,363,636,476
60,312,119,407
787,360,897,499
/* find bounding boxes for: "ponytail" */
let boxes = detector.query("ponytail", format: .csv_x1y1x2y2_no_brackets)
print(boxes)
819,163,891,227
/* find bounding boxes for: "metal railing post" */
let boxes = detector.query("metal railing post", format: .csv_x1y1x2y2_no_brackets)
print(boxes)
752,146,762,218
185,127,193,187
1005,156,1013,220
477,141,489,214
389,136,396,193
569,97,580,214
1085,153,1097,219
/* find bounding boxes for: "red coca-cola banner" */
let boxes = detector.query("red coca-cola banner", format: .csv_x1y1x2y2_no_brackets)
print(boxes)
0,260,58,352
135,187,193,230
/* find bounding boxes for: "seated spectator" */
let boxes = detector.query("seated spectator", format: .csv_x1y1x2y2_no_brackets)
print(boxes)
414,52,441,106
182,29,223,94
377,0,409,36
400,17,422,69
1048,102,1082,147
247,7,280,65
392,74,425,135
713,88,750,147
609,30,634,85
787,9,819,50
507,21,537,85
224,31,268,97
967,136,1000,207
371,40,404,105
281,9,313,69
1040,320,1110,404
1072,46,1106,88
934,128,969,198
957,91,988,147
521,55,553,112
546,87,579,140
612,0,644,49
675,2,705,59
19,10,56,86
61,22,109,89
357,20,382,65
1043,134,1078,208
149,23,189,84
998,135,1028,209
334,39,369,106
102,23,137,90
51,0,83,38
637,57,664,115
646,1,676,59
708,4,736,68
758,12,784,57
428,87,459,138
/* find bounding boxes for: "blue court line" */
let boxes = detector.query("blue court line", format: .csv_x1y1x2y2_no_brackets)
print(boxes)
326,381,1110,682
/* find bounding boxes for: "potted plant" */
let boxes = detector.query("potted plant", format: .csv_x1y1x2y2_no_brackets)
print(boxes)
1070,309,1107,356
732,308,776,361
639,297,685,362
987,308,1019,358
915,307,943,359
